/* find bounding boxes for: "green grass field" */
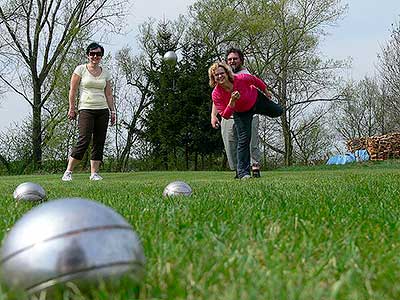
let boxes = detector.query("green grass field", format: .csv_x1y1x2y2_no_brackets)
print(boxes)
0,161,400,299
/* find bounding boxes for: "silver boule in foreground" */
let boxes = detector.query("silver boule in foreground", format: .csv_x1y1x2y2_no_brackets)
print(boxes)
0,198,145,294
163,50,177,65
13,182,46,202
163,181,192,197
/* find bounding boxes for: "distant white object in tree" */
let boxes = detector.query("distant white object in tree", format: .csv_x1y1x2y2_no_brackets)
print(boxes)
163,50,177,65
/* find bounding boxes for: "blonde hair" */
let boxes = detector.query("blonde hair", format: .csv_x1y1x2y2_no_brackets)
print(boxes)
208,61,234,87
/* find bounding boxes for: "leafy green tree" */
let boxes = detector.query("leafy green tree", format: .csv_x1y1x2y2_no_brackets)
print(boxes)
135,20,182,170
174,42,223,170
188,0,244,58
120,19,223,170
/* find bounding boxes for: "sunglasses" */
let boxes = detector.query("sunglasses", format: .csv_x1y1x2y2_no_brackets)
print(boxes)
88,51,103,57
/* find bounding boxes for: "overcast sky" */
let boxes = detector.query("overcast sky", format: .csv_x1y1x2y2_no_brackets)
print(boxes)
0,0,399,129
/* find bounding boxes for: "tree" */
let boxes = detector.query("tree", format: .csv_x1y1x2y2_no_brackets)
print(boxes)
292,108,333,164
332,20,400,148
0,119,33,174
115,19,184,171
188,0,244,60
174,42,223,170
333,77,387,142
140,20,182,170
187,0,348,166
246,0,347,165
115,17,224,171
114,46,155,171
378,20,400,132
0,0,126,169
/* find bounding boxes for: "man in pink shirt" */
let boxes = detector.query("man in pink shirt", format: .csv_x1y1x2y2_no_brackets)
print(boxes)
208,62,282,179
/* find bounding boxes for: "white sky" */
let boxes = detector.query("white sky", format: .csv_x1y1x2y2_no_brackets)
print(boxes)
320,0,400,79
0,0,399,129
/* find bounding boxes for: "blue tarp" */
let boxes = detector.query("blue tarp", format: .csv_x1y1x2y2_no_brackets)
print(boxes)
354,149,370,162
326,153,355,165
326,149,369,165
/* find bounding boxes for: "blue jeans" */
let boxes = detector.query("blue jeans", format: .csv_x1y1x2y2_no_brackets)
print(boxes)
233,91,283,178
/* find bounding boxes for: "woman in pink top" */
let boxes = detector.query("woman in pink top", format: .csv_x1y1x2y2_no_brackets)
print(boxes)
208,62,282,179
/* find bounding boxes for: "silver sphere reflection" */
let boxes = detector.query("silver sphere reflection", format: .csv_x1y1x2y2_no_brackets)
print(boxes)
13,182,46,202
163,50,177,65
163,181,192,197
0,198,145,294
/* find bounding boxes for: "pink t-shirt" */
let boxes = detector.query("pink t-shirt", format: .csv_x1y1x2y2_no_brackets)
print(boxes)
211,74,267,119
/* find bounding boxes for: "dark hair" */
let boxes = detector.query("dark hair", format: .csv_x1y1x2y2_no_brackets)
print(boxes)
225,47,244,63
86,42,104,56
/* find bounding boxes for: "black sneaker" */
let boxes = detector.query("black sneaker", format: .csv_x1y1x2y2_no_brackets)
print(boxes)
234,170,239,179
252,164,261,178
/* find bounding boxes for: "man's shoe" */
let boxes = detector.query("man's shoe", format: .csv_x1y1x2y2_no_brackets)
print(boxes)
252,164,261,178
62,171,72,181
90,173,103,181
240,174,251,180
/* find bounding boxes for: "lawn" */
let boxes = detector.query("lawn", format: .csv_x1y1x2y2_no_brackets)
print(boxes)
0,161,400,299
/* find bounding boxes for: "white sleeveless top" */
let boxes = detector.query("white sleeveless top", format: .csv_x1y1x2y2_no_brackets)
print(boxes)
74,64,112,110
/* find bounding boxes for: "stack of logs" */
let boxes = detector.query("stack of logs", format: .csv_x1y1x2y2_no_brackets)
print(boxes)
347,132,400,160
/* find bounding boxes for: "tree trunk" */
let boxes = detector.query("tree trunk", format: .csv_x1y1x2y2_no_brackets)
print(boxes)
32,92,42,169
280,69,293,166
185,144,189,170
194,151,198,171
163,149,168,170
117,129,135,171
281,114,293,166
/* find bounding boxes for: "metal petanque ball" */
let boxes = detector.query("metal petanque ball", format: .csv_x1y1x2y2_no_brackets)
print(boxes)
13,182,46,202
163,50,177,65
0,198,145,294
163,181,192,197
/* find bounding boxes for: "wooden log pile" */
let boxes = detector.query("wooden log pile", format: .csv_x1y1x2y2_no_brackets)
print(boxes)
347,132,400,161
346,137,368,153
